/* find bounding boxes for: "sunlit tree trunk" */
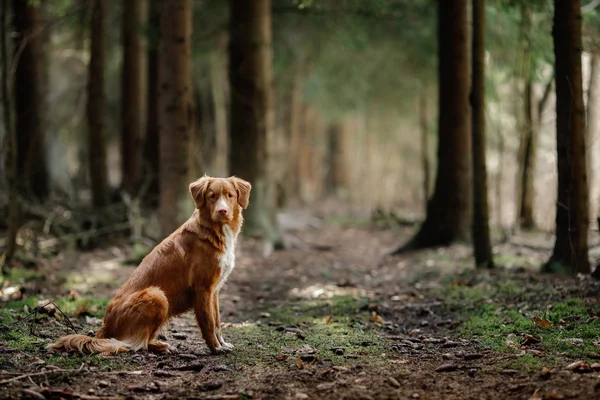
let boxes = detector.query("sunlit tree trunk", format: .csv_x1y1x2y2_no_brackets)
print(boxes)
545,0,589,274
87,0,108,208
587,53,600,220
121,0,148,195
1,0,19,273
144,0,160,203
471,0,494,268
229,0,281,245
12,0,48,200
394,0,471,253
158,0,194,237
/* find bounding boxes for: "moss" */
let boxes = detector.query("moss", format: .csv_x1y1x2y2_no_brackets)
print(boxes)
222,295,389,370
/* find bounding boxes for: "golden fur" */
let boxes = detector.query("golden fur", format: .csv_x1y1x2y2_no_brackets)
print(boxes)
48,176,251,355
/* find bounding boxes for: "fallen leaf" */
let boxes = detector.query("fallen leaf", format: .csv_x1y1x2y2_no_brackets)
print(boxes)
316,382,336,390
528,389,543,400
295,357,305,369
545,391,564,400
276,355,288,361
521,335,542,346
435,363,458,372
74,302,90,317
540,367,551,380
68,290,79,301
387,376,401,388
371,312,386,324
531,316,553,328
323,315,332,324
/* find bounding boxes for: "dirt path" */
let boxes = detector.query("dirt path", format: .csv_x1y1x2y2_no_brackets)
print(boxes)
1,218,600,399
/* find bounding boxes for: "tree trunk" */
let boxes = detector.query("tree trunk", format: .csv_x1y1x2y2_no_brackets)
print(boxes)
544,0,589,274
394,0,471,253
587,53,600,220
471,0,494,268
516,6,536,230
1,0,19,273
228,0,281,245
87,0,108,208
12,0,48,200
144,0,160,204
211,30,229,177
419,93,430,212
286,57,304,202
121,0,148,195
158,0,193,237
517,77,536,229
326,122,350,197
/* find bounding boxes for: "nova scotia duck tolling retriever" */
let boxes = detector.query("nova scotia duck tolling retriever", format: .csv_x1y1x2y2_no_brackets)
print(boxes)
48,175,251,355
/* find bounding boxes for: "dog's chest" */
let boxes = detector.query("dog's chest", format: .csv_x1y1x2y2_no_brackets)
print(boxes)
216,225,236,291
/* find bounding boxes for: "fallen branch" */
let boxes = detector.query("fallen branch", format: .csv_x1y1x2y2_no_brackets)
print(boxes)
38,222,131,250
8,301,79,335
0,368,80,386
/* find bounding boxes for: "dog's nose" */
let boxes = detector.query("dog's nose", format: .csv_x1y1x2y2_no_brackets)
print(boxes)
218,209,228,216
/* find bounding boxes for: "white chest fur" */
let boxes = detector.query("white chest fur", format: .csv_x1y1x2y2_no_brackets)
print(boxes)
216,225,237,291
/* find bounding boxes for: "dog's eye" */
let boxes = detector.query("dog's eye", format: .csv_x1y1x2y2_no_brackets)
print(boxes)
228,193,234,198
208,193,216,199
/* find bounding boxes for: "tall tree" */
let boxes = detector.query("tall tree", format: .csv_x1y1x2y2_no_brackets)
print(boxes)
228,0,281,244
544,0,590,273
471,0,494,268
158,0,194,237
516,6,536,230
394,0,471,253
1,0,18,273
121,0,148,195
12,0,48,200
88,0,109,208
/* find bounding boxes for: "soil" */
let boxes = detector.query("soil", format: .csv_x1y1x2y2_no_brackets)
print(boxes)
1,214,600,400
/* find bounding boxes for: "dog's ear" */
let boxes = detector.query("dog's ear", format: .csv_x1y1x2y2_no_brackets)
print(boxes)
231,177,251,209
189,176,212,209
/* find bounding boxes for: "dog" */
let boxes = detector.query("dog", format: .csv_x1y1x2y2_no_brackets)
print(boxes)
48,176,251,355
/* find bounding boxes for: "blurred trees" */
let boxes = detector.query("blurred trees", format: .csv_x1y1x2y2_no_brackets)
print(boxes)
1,0,600,276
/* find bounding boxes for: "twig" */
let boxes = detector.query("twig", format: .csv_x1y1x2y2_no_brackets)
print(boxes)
9,301,79,335
0,368,80,386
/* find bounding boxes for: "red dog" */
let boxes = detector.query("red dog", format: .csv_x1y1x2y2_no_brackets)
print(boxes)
49,176,251,355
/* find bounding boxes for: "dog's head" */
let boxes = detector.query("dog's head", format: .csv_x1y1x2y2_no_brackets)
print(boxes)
189,175,251,223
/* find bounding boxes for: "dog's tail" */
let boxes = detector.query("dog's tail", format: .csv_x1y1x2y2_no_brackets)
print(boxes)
48,334,128,355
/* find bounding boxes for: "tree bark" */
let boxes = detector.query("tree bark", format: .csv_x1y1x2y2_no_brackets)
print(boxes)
517,77,536,229
228,0,281,245
158,0,194,237
286,56,304,202
121,0,148,195
516,6,536,230
394,0,471,253
587,53,600,220
87,0,109,208
12,0,48,200
144,0,160,203
471,0,494,268
419,93,430,212
1,0,19,273
544,0,590,274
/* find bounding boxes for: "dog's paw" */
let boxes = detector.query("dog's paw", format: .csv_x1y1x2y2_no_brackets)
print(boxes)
220,342,234,350
210,345,233,355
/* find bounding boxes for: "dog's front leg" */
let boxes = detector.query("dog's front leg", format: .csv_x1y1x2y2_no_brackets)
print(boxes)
194,291,229,354
213,292,233,349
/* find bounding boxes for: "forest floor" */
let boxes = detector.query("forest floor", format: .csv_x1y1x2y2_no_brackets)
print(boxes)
1,212,600,400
